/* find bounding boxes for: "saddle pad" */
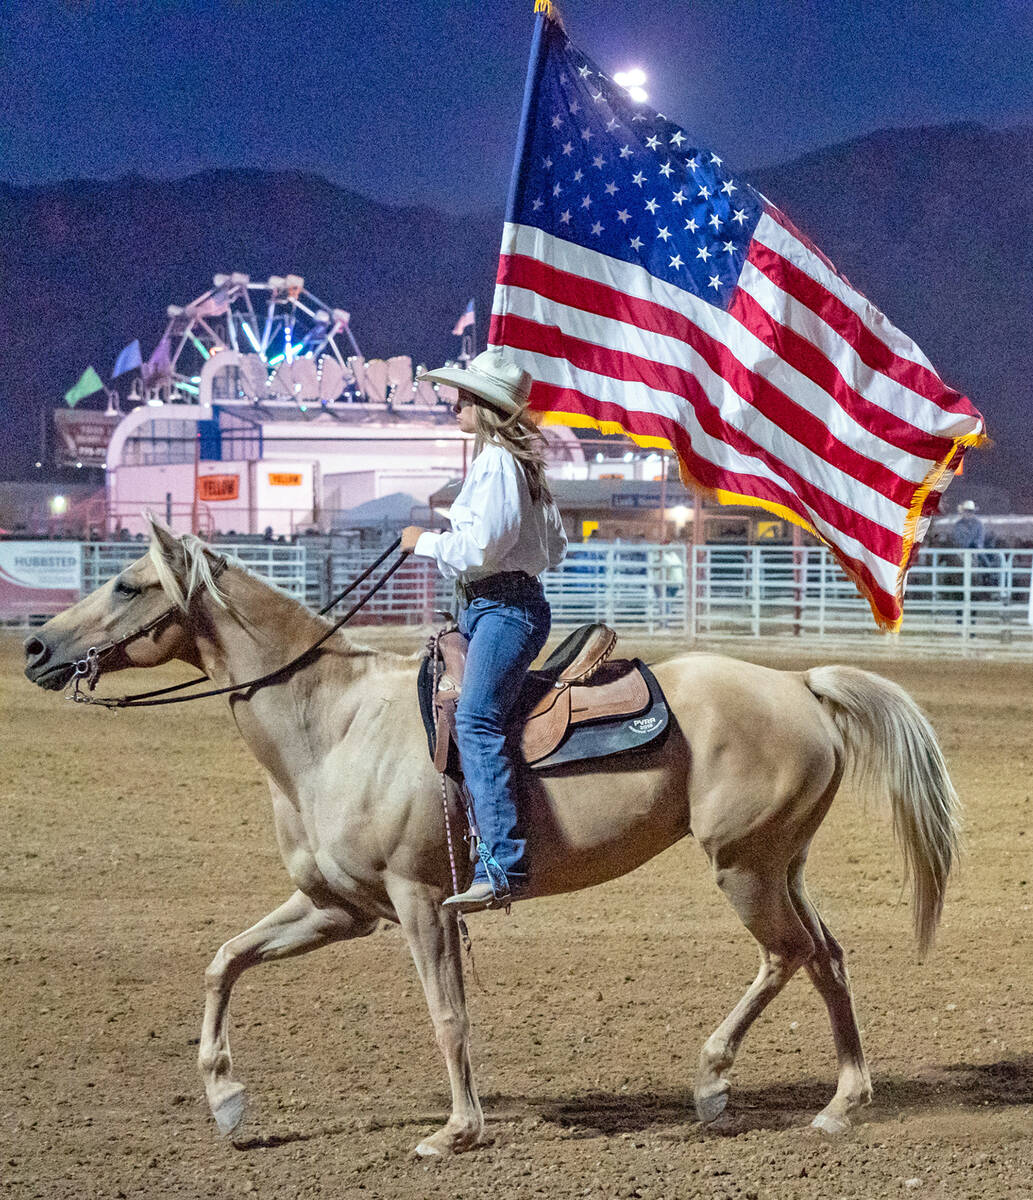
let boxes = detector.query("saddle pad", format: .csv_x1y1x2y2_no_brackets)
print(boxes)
520,660,651,765
528,660,669,771
416,655,669,774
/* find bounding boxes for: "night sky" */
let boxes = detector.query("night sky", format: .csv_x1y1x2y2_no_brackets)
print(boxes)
5,0,1031,213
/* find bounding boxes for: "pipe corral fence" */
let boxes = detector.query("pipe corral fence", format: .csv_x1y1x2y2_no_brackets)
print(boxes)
3,540,1032,655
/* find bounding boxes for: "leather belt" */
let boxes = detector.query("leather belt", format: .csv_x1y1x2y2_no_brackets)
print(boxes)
456,570,534,607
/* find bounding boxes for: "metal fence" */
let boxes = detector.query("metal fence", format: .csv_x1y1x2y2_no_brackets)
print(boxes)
80,541,308,600
5,540,1032,652
688,545,1033,649
545,543,687,631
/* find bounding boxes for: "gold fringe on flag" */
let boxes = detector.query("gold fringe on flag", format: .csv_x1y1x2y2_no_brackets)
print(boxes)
533,0,553,16
540,408,988,633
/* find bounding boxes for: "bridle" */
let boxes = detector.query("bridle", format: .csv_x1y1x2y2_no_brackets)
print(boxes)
68,540,410,709
69,554,230,699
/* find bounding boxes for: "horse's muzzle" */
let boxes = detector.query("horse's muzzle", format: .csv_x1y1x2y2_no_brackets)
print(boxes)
23,634,75,690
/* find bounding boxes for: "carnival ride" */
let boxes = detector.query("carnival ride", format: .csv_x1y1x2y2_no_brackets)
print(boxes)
140,273,442,410
49,271,586,537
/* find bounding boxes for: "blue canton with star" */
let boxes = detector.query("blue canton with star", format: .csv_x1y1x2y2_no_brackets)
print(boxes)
509,21,763,310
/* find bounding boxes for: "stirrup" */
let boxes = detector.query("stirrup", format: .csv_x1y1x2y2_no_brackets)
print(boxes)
476,843,512,905
442,880,508,913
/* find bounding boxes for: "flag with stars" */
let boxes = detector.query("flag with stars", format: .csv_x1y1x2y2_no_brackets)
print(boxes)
489,12,986,630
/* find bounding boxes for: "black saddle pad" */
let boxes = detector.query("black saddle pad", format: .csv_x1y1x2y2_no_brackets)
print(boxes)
417,655,670,774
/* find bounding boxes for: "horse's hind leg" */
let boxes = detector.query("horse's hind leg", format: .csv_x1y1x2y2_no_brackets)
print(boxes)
787,853,872,1134
199,889,376,1135
695,861,815,1125
387,878,483,1157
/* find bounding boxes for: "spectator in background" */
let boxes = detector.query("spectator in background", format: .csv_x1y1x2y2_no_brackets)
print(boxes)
949,500,993,606
951,500,985,549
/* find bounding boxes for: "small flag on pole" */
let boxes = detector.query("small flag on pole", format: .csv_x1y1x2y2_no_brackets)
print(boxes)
112,339,143,379
452,299,476,336
489,12,986,630
64,367,104,408
187,286,231,319
142,334,172,386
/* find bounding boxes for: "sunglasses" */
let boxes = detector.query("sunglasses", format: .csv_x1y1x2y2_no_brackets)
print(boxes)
451,394,477,415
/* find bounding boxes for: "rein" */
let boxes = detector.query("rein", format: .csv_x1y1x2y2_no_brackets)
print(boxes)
429,625,483,986
69,539,410,709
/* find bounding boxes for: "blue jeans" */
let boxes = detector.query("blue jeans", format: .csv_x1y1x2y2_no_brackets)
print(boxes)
455,577,551,886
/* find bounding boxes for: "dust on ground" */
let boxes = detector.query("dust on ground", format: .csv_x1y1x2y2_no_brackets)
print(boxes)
2,631,1031,1199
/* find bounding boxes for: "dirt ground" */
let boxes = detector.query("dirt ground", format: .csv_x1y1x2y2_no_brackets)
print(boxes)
2,629,1032,1200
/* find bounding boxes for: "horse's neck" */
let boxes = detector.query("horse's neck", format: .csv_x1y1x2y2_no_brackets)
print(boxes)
192,566,328,677
191,567,376,770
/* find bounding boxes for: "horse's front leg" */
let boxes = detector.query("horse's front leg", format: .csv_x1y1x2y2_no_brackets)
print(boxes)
386,877,483,1157
199,889,376,1135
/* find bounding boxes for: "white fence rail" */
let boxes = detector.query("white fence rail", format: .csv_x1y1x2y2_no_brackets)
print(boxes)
79,541,309,599
3,540,1032,652
688,545,1033,649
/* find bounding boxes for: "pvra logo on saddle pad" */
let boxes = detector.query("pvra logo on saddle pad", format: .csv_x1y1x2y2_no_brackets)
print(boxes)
630,716,663,734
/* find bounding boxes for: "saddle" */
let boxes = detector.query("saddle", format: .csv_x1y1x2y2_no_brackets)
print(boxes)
417,622,670,775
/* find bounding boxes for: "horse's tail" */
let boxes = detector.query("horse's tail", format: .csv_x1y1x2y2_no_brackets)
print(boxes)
803,665,960,957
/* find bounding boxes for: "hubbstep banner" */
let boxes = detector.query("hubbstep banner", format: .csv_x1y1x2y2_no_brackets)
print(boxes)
0,542,81,619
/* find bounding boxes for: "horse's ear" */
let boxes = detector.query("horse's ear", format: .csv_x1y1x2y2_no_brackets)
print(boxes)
147,514,187,576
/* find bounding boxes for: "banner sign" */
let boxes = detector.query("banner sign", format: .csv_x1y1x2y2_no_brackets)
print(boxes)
0,541,81,618
197,474,240,502
612,493,662,509
53,409,121,468
268,472,303,487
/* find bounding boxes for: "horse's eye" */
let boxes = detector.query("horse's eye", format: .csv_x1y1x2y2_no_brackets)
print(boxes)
114,578,141,598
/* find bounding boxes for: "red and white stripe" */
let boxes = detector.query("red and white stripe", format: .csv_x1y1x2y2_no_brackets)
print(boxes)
489,215,984,628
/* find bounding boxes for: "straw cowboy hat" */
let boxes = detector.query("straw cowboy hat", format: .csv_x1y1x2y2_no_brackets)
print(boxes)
417,350,532,416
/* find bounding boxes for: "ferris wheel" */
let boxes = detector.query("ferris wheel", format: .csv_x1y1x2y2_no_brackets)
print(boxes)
146,272,362,407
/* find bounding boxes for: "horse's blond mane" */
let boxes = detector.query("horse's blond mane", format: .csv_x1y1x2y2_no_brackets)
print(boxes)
145,519,410,662
148,525,231,612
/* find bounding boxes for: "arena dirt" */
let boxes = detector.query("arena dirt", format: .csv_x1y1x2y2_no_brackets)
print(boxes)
2,631,1031,1199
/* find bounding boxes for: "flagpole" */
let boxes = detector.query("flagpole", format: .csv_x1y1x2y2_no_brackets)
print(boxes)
490,8,555,344
504,12,552,228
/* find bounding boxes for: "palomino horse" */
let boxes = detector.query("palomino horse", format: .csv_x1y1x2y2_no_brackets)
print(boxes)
24,523,960,1154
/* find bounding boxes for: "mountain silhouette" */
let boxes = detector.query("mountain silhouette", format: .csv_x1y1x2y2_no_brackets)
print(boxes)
1,122,1029,503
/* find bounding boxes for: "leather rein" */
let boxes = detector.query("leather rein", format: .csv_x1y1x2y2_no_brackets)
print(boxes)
68,539,410,709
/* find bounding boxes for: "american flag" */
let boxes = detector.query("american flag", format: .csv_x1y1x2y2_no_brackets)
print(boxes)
489,14,986,629
452,298,476,336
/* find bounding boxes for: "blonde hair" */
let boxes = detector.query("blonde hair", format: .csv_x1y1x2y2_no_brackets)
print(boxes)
470,399,553,505
146,519,229,612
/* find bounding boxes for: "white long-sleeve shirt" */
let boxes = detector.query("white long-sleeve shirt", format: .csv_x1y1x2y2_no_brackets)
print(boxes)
414,443,567,582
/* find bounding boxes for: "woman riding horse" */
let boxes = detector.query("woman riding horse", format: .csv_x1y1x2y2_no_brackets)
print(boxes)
23,521,960,1152
401,351,567,912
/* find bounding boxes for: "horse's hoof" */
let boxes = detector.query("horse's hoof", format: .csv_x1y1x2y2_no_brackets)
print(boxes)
695,1081,730,1125
414,1139,445,1159
811,1110,850,1137
211,1084,247,1136
413,1123,482,1157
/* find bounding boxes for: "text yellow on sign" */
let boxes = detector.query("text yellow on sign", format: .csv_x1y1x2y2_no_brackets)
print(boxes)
198,475,240,501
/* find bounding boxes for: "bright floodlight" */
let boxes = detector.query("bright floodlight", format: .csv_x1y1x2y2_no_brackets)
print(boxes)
50,495,68,515
614,67,648,102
